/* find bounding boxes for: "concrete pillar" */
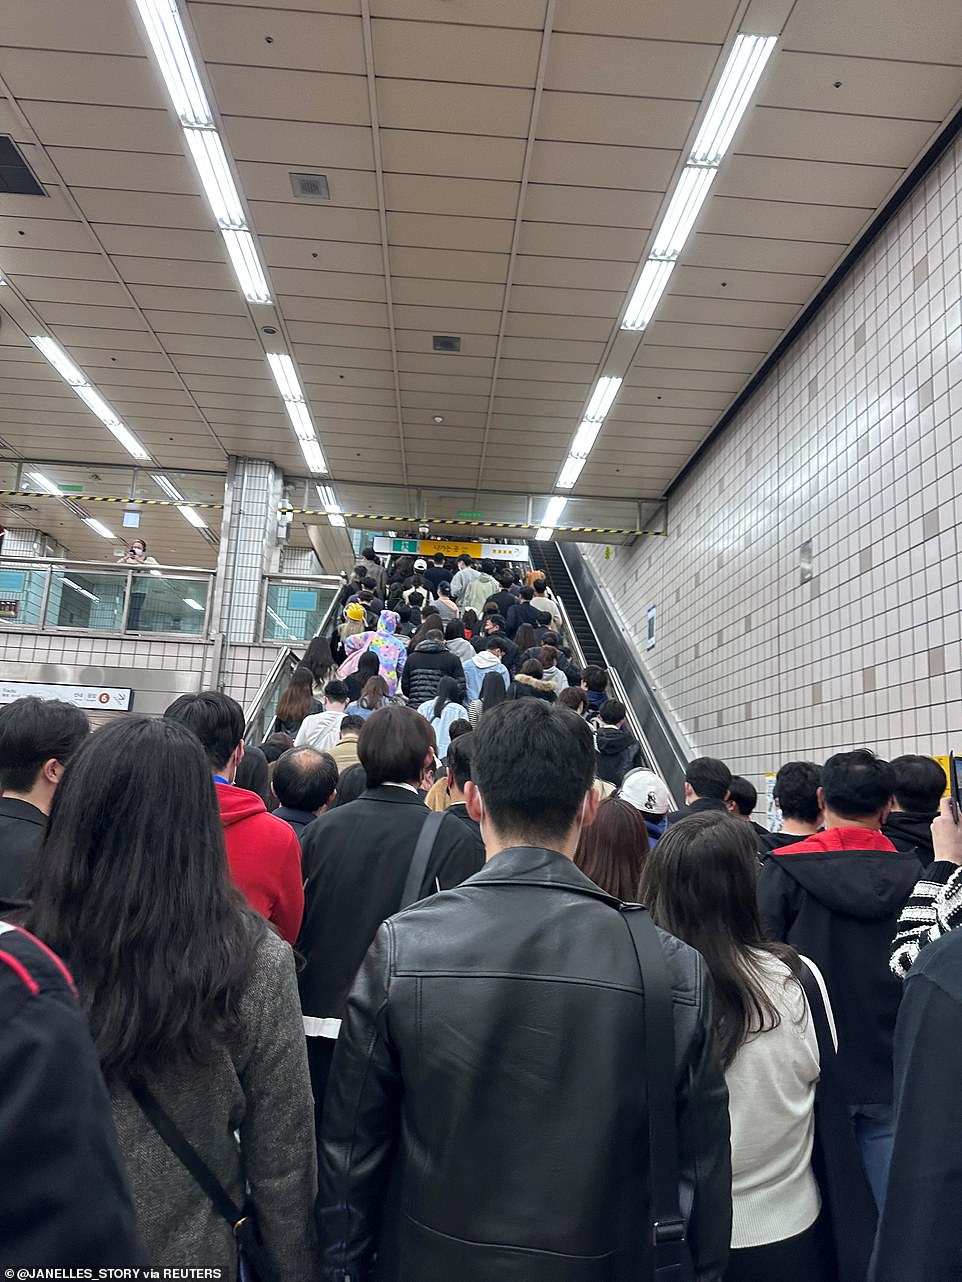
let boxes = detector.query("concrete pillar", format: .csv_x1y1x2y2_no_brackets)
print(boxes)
280,545,319,575
214,457,284,645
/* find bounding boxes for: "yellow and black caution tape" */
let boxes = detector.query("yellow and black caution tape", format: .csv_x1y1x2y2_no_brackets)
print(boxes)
0,490,666,538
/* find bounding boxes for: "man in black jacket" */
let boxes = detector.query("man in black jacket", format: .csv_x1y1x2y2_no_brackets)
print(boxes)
504,584,541,637
758,760,823,854
0,697,89,900
400,630,465,703
882,753,945,866
593,699,643,787
272,746,339,843
666,756,732,825
757,749,922,1210
298,705,484,1144
484,573,517,618
319,700,731,1281
471,613,520,671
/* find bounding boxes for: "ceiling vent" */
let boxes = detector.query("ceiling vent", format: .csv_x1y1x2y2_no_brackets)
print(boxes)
432,335,461,353
0,136,45,195
289,172,331,201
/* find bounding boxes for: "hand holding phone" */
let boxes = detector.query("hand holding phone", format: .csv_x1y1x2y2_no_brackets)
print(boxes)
950,751,960,825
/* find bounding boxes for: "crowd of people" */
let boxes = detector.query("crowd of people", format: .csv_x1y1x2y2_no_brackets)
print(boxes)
0,544,958,1282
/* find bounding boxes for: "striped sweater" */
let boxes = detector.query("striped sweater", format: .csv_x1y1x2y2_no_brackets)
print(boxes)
890,860,962,979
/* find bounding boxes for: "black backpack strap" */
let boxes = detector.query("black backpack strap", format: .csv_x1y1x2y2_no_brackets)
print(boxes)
622,907,689,1275
399,810,447,911
797,961,835,1062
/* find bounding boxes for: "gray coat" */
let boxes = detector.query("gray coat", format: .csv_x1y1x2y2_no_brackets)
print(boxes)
110,930,318,1281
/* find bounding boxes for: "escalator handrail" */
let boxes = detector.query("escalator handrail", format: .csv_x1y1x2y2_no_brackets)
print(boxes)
243,588,343,737
557,542,690,801
548,582,674,807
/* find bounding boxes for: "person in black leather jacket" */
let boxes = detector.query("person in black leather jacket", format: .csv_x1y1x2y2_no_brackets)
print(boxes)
318,700,732,1281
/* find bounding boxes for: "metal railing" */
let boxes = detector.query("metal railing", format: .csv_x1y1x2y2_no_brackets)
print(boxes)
0,557,214,639
259,573,343,644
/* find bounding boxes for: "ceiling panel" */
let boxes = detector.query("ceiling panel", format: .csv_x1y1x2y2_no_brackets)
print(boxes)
0,0,957,548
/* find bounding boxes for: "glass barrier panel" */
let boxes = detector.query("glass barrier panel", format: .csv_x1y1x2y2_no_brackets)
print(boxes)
47,568,127,632
127,572,209,635
263,581,339,643
0,566,47,628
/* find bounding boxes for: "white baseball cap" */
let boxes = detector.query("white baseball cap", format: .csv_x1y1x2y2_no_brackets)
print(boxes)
619,768,672,816
414,558,427,570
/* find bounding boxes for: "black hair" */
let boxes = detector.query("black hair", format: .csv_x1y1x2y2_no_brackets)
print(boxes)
482,560,496,575
520,585,534,601
358,704,434,787
411,613,443,649
574,797,650,901
408,591,425,609
535,611,552,627
301,635,335,681
542,631,560,646
433,553,446,564
333,762,368,806
532,578,547,594
500,573,514,589
419,629,445,646
324,680,350,703
485,615,506,632
275,665,317,727
727,776,757,817
484,636,507,653
685,756,732,800
356,651,379,682
272,746,339,812
581,665,609,693
447,719,472,744
361,546,378,561
641,812,802,1069
25,717,259,1078
432,675,461,719
520,659,544,678
458,554,473,566
774,761,822,823
598,699,626,726
446,732,475,791
164,691,245,772
234,745,271,805
444,618,465,640
479,670,508,710
473,701,595,844
513,623,537,654
559,686,588,714
339,714,365,735
462,608,479,631
890,755,947,813
822,749,894,819
0,697,89,792
438,582,453,598
259,731,294,763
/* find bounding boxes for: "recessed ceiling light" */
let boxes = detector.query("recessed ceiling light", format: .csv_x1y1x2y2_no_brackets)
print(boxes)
543,496,568,526
133,0,213,127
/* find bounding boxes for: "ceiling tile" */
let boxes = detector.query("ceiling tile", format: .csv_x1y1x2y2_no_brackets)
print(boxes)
555,0,739,42
529,140,677,190
736,106,939,167
781,0,962,63
220,117,374,169
371,19,543,87
518,220,647,261
190,5,365,73
761,51,962,120
0,50,163,109
381,129,526,181
538,90,697,149
545,33,719,97
387,211,514,253
377,79,533,138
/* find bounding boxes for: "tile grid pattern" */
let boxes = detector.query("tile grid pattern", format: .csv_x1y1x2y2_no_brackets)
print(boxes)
582,130,962,805
220,457,278,644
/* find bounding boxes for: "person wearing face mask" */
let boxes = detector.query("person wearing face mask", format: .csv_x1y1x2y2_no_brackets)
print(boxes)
120,539,158,566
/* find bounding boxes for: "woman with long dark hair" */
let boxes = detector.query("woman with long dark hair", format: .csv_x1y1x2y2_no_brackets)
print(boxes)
640,812,834,1282
416,675,469,760
24,717,317,1276
461,608,479,640
301,635,337,694
347,675,397,720
273,664,323,736
467,669,508,725
409,612,444,651
506,659,557,702
344,649,379,703
511,622,537,657
574,797,650,900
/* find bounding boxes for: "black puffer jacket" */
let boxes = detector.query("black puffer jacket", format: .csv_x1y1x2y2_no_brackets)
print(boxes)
594,725,643,786
400,640,465,704
319,848,731,1281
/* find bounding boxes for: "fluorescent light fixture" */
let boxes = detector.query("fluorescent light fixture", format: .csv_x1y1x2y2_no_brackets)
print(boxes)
535,527,554,541
30,336,150,459
299,438,328,474
558,455,586,489
622,259,676,331
284,398,316,441
650,166,717,260
183,597,204,611
328,513,346,527
178,505,208,529
63,577,98,602
151,472,183,500
133,0,213,127
570,420,602,458
184,128,246,230
84,517,114,540
584,376,623,423
690,34,778,167
26,470,62,496
543,496,568,525
221,228,271,304
267,352,303,402
29,335,85,386
316,484,345,523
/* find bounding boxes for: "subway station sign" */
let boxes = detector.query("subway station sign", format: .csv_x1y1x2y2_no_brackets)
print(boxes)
0,680,133,710
373,537,529,562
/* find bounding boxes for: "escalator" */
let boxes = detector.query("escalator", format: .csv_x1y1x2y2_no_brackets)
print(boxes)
528,540,688,804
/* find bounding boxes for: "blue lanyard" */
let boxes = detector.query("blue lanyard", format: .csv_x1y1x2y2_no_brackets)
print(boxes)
213,774,231,785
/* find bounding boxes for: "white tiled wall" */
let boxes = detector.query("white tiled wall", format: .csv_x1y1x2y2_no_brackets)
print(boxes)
582,132,962,798
222,643,287,709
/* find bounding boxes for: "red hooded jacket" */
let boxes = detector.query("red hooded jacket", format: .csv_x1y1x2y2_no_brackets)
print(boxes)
215,783,304,945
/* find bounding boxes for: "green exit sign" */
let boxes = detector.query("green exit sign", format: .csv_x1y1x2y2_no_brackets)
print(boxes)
390,538,419,554
61,484,84,492
457,510,483,519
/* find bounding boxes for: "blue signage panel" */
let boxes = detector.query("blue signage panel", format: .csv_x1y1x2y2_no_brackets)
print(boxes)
288,589,319,613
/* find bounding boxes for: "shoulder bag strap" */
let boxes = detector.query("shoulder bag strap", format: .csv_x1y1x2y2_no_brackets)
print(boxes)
796,961,835,1065
622,907,688,1272
128,1077,245,1228
399,809,447,911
